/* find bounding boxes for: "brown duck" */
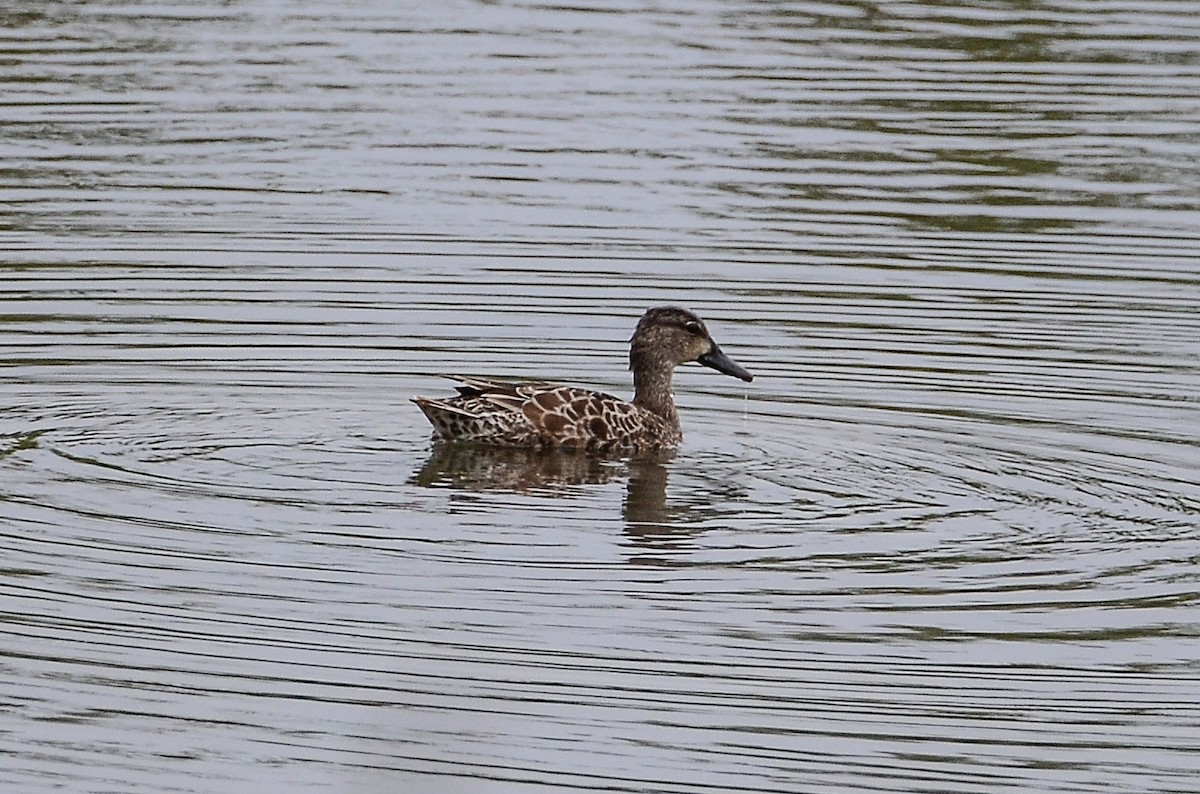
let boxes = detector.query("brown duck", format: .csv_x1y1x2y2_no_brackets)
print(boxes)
412,306,753,453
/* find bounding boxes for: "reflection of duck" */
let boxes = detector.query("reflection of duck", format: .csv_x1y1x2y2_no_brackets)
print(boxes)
412,307,753,453
411,443,629,491
411,443,678,529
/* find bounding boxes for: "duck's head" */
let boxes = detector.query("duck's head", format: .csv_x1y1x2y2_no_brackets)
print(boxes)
630,306,754,382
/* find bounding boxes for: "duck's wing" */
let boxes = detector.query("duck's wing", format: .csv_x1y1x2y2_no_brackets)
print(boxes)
413,376,558,445
443,375,560,413
447,375,511,396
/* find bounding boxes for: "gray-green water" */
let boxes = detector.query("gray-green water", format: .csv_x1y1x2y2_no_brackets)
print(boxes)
2,2,1198,792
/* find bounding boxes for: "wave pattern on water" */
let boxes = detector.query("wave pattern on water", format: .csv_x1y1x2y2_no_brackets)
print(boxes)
2,1,1199,793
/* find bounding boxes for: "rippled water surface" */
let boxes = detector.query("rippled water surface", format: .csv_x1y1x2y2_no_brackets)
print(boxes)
3,2,1199,792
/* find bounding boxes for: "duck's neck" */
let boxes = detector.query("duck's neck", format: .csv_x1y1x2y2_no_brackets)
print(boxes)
632,358,679,428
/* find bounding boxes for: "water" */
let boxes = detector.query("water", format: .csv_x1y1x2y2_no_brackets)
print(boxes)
3,2,1199,792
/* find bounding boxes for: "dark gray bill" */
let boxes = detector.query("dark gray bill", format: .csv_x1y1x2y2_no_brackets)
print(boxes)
698,344,754,382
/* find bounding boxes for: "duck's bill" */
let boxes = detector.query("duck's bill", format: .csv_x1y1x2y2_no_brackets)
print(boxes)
698,345,754,382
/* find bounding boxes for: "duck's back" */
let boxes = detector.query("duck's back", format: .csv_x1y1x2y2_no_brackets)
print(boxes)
412,376,680,452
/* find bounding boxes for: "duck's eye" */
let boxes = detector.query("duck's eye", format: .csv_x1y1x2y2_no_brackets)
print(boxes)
684,321,702,335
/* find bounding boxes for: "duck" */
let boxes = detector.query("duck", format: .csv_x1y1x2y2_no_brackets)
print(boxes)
411,306,753,453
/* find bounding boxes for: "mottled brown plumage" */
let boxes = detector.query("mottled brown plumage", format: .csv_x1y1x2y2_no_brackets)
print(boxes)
412,306,753,453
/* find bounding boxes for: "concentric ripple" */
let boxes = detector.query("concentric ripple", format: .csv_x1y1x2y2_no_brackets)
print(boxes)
3,1,1199,792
